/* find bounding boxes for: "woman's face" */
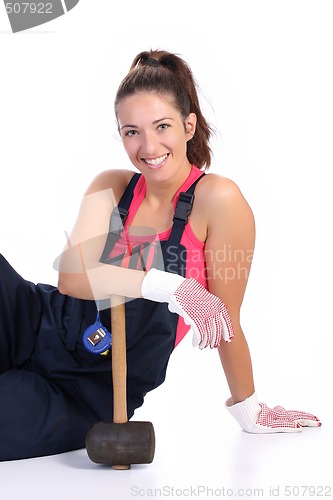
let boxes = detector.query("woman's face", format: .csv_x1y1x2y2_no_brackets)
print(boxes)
116,92,196,182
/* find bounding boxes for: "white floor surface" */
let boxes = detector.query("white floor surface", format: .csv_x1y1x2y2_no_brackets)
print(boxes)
1,412,330,500
1,339,331,500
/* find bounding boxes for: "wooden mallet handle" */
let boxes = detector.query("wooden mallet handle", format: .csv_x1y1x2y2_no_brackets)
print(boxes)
110,295,129,470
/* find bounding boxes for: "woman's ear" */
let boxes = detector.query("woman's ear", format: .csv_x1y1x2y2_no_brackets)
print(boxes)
185,113,197,141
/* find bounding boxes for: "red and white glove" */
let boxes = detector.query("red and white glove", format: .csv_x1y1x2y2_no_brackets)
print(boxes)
141,268,233,349
225,392,321,433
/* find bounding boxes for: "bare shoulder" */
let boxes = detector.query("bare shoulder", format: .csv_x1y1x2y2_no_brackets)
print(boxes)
195,173,253,218
84,169,136,203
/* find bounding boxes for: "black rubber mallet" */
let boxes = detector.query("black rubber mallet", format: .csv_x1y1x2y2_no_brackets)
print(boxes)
85,295,155,469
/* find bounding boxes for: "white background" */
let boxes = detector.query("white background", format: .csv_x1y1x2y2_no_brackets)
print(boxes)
1,1,332,499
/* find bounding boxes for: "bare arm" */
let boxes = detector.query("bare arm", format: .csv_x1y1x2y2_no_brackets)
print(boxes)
202,175,256,403
55,169,146,300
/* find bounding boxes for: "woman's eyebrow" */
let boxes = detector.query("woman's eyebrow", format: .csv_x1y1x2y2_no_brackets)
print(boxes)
152,117,174,124
120,117,175,130
120,124,138,130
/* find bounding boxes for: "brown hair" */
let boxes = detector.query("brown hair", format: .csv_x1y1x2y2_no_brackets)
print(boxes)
114,50,213,170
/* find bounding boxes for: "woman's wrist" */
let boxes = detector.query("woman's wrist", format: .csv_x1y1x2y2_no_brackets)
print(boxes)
141,268,185,302
225,392,261,432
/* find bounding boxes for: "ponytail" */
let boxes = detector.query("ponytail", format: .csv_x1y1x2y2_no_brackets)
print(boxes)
115,50,213,170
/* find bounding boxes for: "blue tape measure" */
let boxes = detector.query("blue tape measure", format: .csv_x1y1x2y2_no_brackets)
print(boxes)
82,312,112,355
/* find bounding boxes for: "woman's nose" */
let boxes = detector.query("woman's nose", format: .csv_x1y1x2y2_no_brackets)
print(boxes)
140,132,159,156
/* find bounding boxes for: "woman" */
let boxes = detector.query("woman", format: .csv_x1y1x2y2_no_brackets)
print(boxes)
0,49,320,461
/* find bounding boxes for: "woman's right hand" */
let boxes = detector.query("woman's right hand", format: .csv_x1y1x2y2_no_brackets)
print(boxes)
225,392,321,433
141,268,234,349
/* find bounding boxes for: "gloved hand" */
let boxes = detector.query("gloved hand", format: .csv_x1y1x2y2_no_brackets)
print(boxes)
225,392,321,433
141,268,234,349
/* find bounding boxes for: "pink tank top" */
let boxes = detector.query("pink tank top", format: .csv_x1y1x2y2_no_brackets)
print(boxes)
111,166,207,347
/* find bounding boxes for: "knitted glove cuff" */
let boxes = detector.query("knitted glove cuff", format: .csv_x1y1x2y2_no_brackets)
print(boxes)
225,392,261,432
141,268,185,303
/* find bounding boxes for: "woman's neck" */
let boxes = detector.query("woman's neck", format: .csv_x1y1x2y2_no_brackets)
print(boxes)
143,163,192,206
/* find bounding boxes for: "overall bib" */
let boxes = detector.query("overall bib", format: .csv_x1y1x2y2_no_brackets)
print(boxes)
0,171,204,460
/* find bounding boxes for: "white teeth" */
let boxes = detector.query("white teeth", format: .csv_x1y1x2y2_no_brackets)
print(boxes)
145,154,168,165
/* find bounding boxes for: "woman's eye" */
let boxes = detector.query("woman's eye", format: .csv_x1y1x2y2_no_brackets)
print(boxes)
158,123,170,131
124,130,137,137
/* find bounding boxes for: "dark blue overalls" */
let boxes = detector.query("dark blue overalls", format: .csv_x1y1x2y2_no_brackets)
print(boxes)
0,172,204,461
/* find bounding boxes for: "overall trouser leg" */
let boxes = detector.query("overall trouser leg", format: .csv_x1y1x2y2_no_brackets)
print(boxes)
0,254,41,372
0,254,111,460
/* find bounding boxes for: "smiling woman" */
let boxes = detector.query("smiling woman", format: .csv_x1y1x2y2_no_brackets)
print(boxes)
114,51,211,172
0,49,320,462
116,92,196,182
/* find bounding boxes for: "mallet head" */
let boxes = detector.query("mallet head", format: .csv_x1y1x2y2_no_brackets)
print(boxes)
86,421,155,468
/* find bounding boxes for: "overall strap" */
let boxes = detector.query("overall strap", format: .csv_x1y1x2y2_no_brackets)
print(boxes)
118,173,142,211
99,173,141,263
111,172,141,230
166,172,206,247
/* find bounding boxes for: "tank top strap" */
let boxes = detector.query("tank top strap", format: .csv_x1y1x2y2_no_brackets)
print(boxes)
172,165,205,208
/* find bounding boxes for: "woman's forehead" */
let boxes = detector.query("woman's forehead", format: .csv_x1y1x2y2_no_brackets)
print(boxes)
116,92,181,122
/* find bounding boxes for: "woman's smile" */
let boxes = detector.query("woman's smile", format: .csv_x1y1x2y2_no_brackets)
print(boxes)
142,153,169,169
